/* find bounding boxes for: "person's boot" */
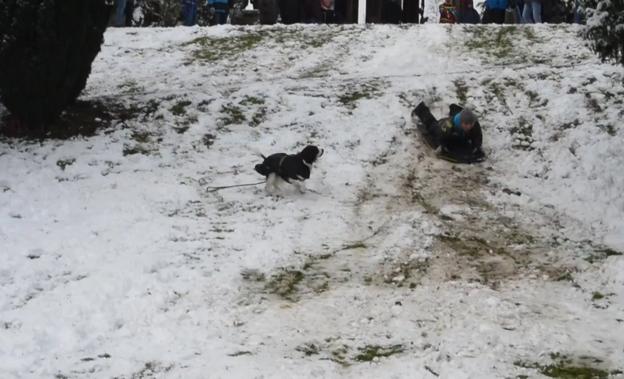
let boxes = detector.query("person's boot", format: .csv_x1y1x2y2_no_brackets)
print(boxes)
412,101,428,119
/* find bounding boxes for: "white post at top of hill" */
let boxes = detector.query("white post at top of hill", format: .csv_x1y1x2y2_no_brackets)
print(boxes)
358,0,366,24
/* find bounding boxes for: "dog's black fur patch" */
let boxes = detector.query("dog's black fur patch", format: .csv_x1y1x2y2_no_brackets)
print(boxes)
255,145,323,184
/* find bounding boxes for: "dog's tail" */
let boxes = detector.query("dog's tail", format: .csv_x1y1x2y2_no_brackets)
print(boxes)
250,147,267,160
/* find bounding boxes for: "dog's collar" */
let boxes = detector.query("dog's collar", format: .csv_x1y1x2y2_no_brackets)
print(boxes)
302,160,313,169
278,155,287,169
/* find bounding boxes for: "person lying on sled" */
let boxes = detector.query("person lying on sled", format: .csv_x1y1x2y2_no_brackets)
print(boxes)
413,101,483,156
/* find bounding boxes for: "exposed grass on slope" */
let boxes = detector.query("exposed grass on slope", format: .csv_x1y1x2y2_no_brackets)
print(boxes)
338,79,387,111
185,33,265,62
294,340,406,365
464,26,516,60
184,28,336,63
354,344,404,362
462,25,546,65
514,353,622,379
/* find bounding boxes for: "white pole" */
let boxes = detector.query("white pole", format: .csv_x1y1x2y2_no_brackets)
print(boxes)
358,0,367,24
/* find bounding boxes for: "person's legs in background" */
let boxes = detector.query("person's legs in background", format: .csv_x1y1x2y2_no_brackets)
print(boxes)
125,0,135,26
191,1,198,24
115,0,127,26
521,0,532,23
183,0,199,25
216,10,228,24
515,0,523,22
531,0,541,23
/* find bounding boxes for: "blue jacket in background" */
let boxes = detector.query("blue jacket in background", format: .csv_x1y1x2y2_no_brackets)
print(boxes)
485,0,508,10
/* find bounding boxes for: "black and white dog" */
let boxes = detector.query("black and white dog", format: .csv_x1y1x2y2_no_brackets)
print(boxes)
254,145,324,194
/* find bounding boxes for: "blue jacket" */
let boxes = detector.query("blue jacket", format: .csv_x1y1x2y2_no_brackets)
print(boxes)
452,113,464,133
208,0,229,5
485,0,508,10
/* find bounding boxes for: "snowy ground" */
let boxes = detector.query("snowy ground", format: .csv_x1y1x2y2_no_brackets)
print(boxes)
1,24,624,378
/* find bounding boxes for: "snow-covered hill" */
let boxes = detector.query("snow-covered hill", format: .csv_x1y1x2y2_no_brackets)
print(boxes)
1,24,623,378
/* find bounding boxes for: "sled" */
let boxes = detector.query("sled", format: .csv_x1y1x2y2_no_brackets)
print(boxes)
415,117,486,164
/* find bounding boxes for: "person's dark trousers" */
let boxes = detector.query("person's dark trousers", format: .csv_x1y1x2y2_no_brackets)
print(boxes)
115,0,127,26
214,11,228,24
482,8,505,23
183,0,198,25
125,0,135,26
413,102,442,148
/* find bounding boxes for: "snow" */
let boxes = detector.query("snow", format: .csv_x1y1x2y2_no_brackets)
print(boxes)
1,24,624,378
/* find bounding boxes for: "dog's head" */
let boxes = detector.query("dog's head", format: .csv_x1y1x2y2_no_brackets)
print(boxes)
300,145,324,164
254,163,272,176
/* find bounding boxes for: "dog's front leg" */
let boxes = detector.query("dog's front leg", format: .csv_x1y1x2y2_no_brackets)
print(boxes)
294,179,306,194
265,173,277,194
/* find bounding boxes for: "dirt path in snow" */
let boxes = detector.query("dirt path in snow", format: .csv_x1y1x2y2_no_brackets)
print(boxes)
260,103,611,303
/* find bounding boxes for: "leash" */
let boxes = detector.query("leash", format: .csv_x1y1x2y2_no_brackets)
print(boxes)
206,155,290,193
206,181,265,193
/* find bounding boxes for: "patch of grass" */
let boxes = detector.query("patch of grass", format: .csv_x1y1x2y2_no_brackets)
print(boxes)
250,107,267,127
185,32,264,62
131,130,151,144
130,362,173,379
265,269,304,300
602,248,623,257
384,259,430,287
560,119,580,131
591,292,605,301
56,158,75,171
523,27,539,42
170,100,192,116
584,247,623,263
307,33,334,48
241,269,266,282
353,344,404,362
219,103,246,126
515,354,619,379
239,95,265,106
227,351,252,357
173,125,189,134
237,95,268,127
482,80,516,115
117,80,143,95
123,144,152,156
330,345,351,366
596,123,616,136
555,271,574,282
526,89,548,108
340,242,367,251
454,79,469,104
338,80,385,110
262,27,335,49
464,26,517,60
585,94,603,113
202,133,216,148
296,343,321,356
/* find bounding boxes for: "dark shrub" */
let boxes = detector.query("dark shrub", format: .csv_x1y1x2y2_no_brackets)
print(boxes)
0,0,112,133
584,0,624,67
